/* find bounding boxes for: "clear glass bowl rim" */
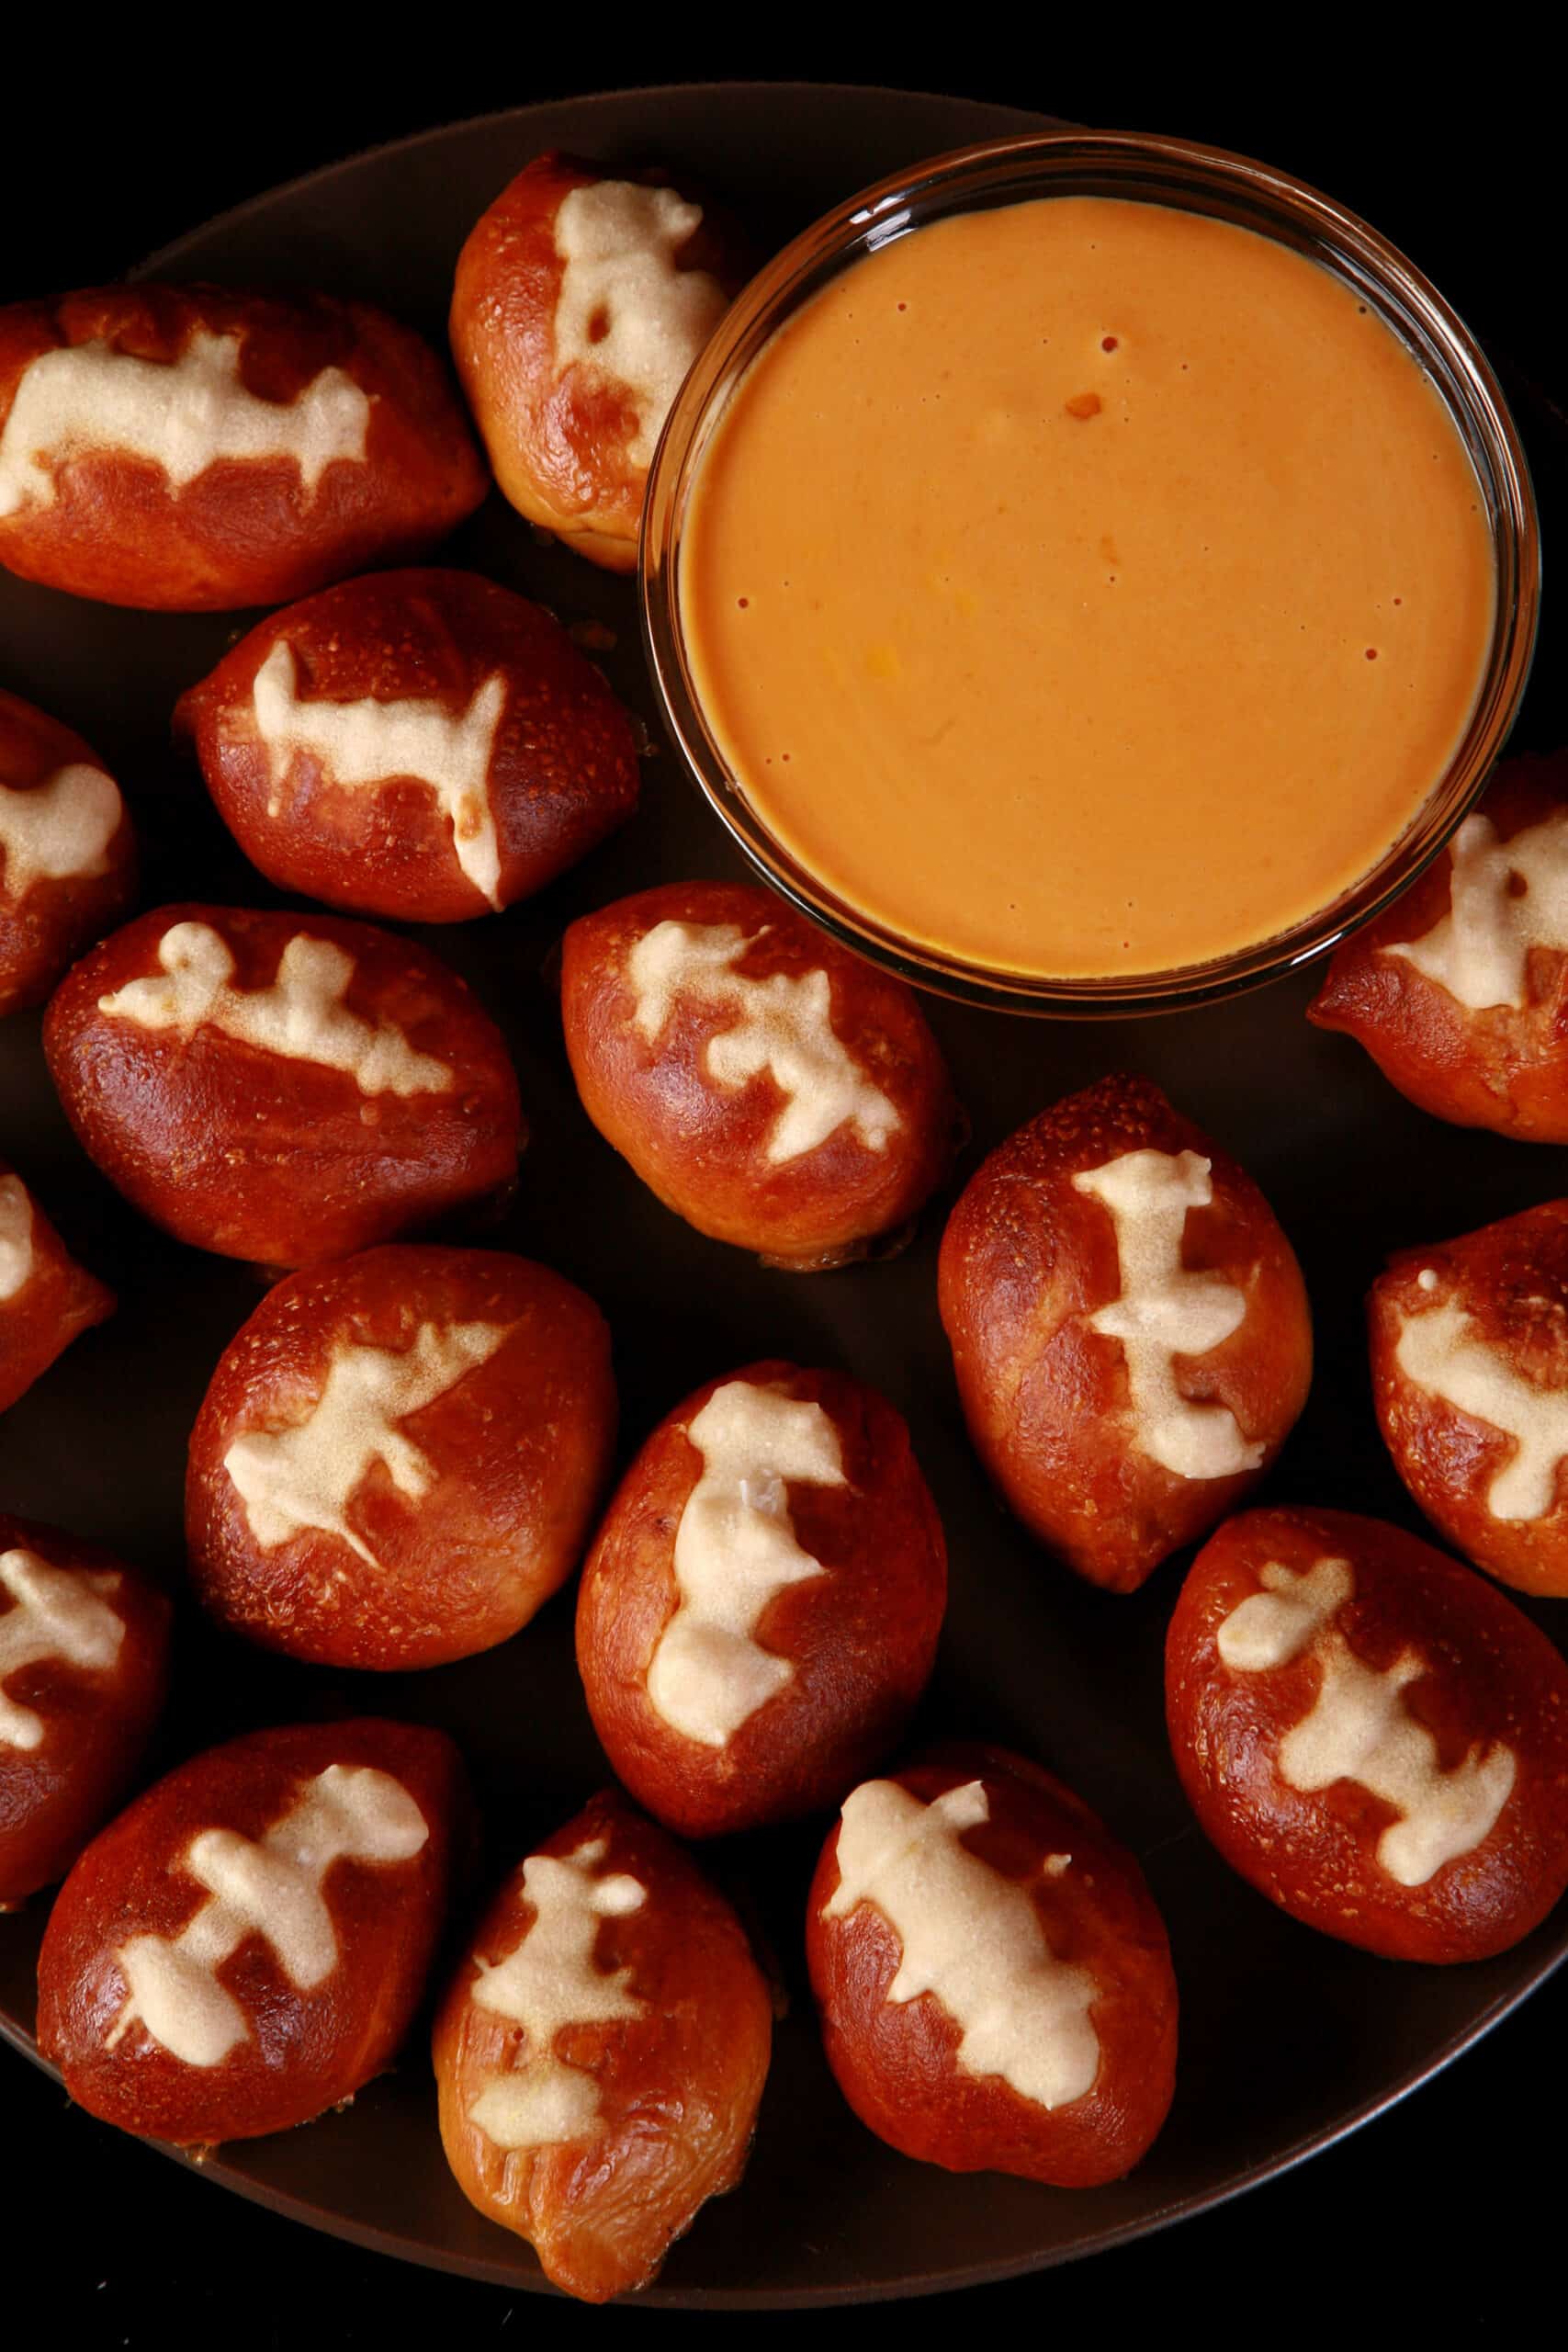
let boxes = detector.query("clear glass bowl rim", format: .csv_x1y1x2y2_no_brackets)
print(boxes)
638,128,1541,1019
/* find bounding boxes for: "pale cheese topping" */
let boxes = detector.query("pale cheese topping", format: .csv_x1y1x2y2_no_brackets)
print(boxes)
222,1320,508,1570
107,1764,429,2067
0,1174,35,1303
0,764,122,896
1073,1148,1261,1480
553,182,728,469
826,1778,1100,2110
0,1548,124,1750
626,918,899,1164
1394,1295,1568,1521
1217,1556,1516,1886
646,1379,843,1748
97,920,452,1096
1389,808,1568,1011
467,1837,646,2151
0,330,369,518
251,641,507,908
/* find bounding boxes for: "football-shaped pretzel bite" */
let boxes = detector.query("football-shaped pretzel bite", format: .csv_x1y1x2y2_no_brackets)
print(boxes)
187,1246,616,1670
1166,1506,1568,1960
576,1361,946,1836
938,1074,1312,1592
433,1789,771,2302
1,689,135,1015
1370,1200,1568,1597
175,569,638,922
0,285,485,610
44,903,522,1267
37,1716,467,2146
807,1746,1178,2187
0,1158,114,1412
1309,752,1568,1140
450,153,750,571
0,1514,170,1907
560,880,959,1269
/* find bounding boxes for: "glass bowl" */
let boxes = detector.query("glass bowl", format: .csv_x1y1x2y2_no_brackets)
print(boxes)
639,130,1540,1018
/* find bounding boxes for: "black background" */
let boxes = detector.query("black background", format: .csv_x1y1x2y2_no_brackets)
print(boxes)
2,35,1562,2346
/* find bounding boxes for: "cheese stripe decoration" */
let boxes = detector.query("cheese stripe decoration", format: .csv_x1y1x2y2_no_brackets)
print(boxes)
223,1320,508,1569
0,1548,124,1751
468,1838,646,2149
251,642,507,908
1394,1296,1568,1521
0,1175,34,1302
0,766,121,894
107,1765,429,2067
1390,808,1568,1011
826,1778,1100,2110
647,1381,844,1748
627,919,900,1163
0,331,369,519
553,184,728,469
1217,1557,1517,1884
1073,1148,1261,1480
97,921,452,1095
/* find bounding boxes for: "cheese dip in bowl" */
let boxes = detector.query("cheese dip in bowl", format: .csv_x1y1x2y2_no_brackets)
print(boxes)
640,133,1538,1015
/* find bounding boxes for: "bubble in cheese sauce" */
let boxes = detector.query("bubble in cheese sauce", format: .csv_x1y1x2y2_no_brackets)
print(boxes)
1389,808,1568,1011
97,920,452,1096
1072,1148,1261,1480
0,764,121,896
626,919,900,1164
0,330,369,518
0,1174,35,1303
251,641,507,908
223,1320,508,1570
107,1763,429,2067
647,1380,843,1748
0,1548,124,1751
553,182,728,469
826,1778,1099,2110
1216,1555,1517,1886
467,1837,646,2151
1394,1295,1568,1521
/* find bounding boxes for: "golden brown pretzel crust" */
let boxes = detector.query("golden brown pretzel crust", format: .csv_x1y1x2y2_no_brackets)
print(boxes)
0,689,137,1014
1370,1199,1568,1596
0,1157,114,1414
0,285,486,610
938,1073,1313,1592
433,1791,772,2302
449,153,750,571
1167,1505,1568,1959
1309,752,1568,1140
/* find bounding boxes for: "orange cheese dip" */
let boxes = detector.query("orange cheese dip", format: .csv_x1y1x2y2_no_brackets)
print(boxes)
679,197,1496,978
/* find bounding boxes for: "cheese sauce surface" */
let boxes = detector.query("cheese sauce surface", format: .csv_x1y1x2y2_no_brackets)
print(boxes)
679,197,1496,978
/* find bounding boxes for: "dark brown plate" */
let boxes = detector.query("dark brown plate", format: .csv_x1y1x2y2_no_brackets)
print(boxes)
2,82,1565,2309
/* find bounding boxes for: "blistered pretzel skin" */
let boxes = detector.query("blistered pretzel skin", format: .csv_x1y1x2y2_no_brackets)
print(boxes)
0,1513,170,1907
807,1745,1178,2187
433,1789,772,2303
576,1360,947,1837
1,689,136,1015
0,285,486,611
1165,1506,1568,1960
560,879,960,1268
36,1717,468,2147
1370,1200,1568,1597
450,153,751,571
0,1157,114,1413
1309,752,1568,1141
186,1245,617,1670
174,569,638,923
42,902,523,1267
938,1073,1313,1592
